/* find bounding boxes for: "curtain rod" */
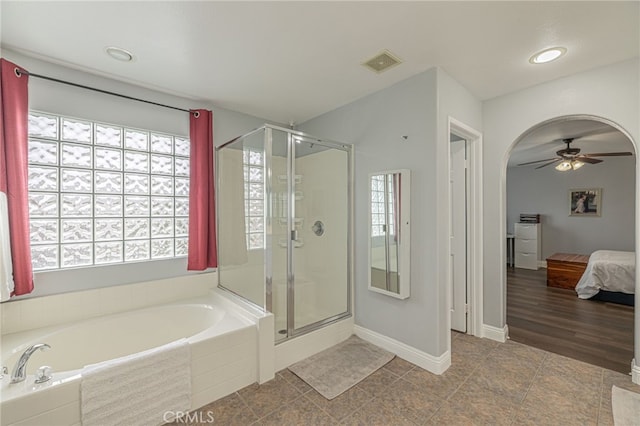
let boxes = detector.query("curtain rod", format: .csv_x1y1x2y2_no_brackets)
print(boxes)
14,67,198,117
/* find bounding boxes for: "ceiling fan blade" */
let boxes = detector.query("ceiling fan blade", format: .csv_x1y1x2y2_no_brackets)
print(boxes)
576,157,603,164
518,158,560,166
535,159,561,169
581,152,633,157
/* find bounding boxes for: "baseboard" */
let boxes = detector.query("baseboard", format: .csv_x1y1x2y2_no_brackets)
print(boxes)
482,323,508,343
354,325,450,375
632,358,640,385
538,260,547,268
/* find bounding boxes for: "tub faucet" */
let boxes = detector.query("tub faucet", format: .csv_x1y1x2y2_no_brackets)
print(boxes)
10,343,50,384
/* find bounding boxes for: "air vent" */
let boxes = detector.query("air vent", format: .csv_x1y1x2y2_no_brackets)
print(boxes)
362,50,402,73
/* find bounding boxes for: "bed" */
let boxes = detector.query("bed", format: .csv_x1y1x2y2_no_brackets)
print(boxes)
575,250,636,305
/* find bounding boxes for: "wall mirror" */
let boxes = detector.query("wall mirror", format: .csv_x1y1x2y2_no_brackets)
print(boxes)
368,169,411,299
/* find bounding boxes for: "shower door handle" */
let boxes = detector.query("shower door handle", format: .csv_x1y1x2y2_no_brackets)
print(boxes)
291,230,299,241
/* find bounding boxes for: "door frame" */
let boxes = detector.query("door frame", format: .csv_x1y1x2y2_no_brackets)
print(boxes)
447,117,483,337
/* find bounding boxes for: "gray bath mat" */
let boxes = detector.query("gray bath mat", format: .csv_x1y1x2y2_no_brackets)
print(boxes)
288,335,394,400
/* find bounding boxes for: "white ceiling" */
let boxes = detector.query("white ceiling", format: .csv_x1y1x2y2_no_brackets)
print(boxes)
1,1,638,126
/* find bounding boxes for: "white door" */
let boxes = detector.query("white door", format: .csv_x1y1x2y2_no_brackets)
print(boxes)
450,138,467,332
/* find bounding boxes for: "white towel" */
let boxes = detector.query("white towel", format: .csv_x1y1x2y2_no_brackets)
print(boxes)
612,385,640,426
81,338,191,426
0,192,14,302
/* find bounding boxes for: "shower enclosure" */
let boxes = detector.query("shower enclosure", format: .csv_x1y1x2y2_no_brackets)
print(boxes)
216,125,352,342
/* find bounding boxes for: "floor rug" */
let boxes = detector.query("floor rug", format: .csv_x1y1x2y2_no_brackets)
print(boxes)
612,385,640,426
288,335,394,400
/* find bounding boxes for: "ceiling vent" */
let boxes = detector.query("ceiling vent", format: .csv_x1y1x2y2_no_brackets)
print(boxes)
362,50,402,74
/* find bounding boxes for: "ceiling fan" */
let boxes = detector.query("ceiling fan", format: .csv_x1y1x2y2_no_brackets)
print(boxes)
518,138,633,171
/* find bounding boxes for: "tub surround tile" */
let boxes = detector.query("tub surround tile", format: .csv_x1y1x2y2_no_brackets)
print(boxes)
1,274,213,335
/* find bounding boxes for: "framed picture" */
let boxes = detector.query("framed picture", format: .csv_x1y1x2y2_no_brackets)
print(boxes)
569,188,601,216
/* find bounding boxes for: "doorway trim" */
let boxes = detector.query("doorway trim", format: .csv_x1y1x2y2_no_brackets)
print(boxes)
447,117,483,338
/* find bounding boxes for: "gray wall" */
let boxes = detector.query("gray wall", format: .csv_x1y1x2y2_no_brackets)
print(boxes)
483,58,639,329
301,70,439,355
3,49,271,297
507,157,635,260
507,156,635,259
301,67,482,357
435,69,483,350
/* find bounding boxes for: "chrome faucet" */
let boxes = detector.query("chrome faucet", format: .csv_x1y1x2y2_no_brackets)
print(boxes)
10,343,50,384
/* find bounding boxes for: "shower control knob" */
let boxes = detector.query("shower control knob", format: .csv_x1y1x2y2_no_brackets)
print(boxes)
35,366,52,384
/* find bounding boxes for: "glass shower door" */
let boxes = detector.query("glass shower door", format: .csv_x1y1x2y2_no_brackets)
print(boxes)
289,135,350,334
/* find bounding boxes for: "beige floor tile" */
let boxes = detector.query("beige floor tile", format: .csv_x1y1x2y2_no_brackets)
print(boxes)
542,351,604,380
340,398,418,426
255,395,335,426
166,334,631,426
194,393,257,425
355,367,400,397
305,386,373,421
278,368,313,394
450,350,486,377
402,365,467,399
517,378,599,426
597,397,615,426
374,377,446,424
452,334,499,357
446,379,517,425
466,373,531,406
427,401,491,425
382,356,415,377
602,369,640,396
238,374,306,418
492,340,547,366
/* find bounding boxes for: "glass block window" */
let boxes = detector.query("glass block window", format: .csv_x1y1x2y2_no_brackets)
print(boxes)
243,149,264,250
27,111,190,271
370,174,395,238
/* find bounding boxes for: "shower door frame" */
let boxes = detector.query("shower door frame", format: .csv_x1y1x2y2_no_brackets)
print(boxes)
216,124,354,342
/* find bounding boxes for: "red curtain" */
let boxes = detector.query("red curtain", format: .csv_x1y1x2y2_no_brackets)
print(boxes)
0,59,33,296
187,109,217,270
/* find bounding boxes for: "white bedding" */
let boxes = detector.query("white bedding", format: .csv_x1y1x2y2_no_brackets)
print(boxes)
575,250,635,299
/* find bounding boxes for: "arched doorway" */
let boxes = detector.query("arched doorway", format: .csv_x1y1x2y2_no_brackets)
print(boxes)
503,115,636,373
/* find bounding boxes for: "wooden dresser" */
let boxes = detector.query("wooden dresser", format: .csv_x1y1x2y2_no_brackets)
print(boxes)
546,253,590,290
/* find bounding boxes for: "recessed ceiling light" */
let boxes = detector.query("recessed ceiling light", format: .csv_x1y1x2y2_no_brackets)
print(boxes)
105,46,134,62
529,47,567,64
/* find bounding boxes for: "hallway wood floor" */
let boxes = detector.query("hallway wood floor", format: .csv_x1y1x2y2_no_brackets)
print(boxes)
507,267,634,374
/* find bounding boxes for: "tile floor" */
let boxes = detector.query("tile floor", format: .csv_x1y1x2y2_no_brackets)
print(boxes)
174,333,640,425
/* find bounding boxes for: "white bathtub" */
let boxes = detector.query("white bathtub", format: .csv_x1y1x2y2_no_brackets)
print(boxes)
1,290,264,426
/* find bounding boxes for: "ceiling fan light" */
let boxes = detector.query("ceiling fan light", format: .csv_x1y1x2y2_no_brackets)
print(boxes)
555,161,572,171
571,160,585,170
